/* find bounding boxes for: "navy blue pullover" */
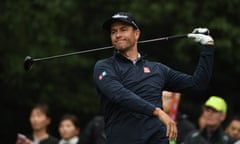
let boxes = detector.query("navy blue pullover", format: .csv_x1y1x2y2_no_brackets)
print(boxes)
93,45,214,143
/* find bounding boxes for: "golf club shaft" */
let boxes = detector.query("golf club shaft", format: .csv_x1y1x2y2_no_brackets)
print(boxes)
32,34,187,62
138,34,187,44
33,45,114,62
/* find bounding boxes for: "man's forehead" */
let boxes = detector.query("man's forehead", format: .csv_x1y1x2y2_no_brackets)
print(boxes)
111,21,133,28
203,106,220,113
231,120,240,124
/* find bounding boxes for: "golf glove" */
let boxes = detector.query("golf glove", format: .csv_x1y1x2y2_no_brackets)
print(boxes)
188,28,213,45
192,28,210,35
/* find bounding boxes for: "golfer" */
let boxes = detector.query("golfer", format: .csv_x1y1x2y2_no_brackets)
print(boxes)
93,12,214,144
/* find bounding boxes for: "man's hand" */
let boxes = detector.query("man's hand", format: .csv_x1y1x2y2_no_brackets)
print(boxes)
153,107,177,141
188,28,214,45
192,28,210,35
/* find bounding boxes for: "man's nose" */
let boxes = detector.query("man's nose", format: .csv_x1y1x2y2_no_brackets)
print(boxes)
115,32,121,38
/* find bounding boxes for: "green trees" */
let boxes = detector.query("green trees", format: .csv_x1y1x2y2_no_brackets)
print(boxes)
1,1,239,143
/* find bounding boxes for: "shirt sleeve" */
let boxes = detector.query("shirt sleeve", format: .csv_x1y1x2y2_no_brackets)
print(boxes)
93,60,155,116
164,45,215,92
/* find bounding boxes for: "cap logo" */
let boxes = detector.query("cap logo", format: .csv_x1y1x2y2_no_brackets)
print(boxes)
112,14,128,19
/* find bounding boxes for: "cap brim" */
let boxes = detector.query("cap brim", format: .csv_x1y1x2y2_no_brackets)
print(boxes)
204,104,224,113
102,18,136,31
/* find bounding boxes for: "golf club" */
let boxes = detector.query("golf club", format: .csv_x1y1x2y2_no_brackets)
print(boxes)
24,34,187,72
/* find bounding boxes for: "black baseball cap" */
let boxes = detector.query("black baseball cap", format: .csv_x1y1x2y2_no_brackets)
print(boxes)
102,12,139,31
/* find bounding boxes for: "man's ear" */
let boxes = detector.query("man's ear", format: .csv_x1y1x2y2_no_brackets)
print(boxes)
220,113,226,122
135,29,141,40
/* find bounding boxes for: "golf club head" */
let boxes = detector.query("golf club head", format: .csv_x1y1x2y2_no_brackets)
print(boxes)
24,56,33,72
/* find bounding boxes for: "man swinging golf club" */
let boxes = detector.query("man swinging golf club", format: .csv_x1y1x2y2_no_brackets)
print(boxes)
93,12,214,144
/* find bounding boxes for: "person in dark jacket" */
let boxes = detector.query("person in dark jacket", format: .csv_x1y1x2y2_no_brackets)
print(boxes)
93,11,215,144
80,116,106,144
225,115,240,143
16,103,58,144
184,96,235,144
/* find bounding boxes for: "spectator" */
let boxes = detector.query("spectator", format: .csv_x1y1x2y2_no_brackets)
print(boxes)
58,114,80,144
162,90,196,144
79,115,106,144
184,96,235,144
16,103,58,144
225,115,240,142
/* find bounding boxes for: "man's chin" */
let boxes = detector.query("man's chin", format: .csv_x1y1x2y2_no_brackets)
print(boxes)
115,46,127,51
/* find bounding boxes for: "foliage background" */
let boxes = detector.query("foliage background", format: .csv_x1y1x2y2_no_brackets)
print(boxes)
1,0,240,143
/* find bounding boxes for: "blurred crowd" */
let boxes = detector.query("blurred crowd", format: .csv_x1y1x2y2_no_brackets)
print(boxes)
162,91,240,144
16,93,240,144
16,103,105,144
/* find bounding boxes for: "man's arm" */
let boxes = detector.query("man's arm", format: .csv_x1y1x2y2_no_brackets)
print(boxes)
93,61,155,116
166,44,214,92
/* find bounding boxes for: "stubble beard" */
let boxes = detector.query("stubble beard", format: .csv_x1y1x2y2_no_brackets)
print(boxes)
114,42,135,53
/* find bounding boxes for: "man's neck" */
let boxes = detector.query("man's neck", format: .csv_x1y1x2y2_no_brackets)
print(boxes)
119,46,139,61
206,126,219,136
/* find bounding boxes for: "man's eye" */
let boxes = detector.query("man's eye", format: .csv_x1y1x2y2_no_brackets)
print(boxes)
111,31,116,35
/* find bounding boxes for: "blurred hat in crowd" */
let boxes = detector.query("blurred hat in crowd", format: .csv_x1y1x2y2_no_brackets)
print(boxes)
204,96,227,113
103,12,139,30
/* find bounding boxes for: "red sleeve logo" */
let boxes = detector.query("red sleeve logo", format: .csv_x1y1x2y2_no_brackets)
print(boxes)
143,67,151,73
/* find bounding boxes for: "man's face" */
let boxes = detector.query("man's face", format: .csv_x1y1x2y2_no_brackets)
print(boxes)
110,22,140,52
202,106,226,129
225,120,240,140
